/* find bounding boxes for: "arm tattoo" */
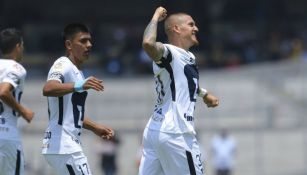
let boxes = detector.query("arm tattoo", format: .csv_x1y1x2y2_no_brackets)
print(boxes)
143,20,158,43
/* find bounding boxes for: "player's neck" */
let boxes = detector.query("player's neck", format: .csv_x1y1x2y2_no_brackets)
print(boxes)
2,53,17,61
169,38,190,51
67,55,82,69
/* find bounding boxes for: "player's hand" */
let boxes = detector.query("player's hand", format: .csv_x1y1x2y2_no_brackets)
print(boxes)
153,7,167,22
83,76,104,92
203,93,219,108
20,107,34,123
94,124,114,140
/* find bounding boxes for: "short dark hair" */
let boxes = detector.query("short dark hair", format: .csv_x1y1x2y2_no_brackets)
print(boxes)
0,28,23,54
62,23,90,43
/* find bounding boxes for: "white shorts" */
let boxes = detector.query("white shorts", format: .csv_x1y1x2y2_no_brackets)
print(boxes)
43,152,92,175
139,128,204,175
0,140,24,175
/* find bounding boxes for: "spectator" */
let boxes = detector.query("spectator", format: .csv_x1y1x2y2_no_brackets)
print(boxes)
211,129,237,175
97,133,120,175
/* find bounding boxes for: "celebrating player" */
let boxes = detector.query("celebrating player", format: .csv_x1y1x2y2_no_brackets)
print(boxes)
0,28,35,175
41,23,114,175
139,7,219,175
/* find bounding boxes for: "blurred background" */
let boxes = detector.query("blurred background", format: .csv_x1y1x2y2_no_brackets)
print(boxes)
1,0,307,174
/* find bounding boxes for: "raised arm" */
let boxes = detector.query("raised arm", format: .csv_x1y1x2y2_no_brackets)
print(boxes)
142,7,167,62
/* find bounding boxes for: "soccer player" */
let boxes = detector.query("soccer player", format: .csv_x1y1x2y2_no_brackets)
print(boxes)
42,23,114,175
0,28,34,175
139,7,219,175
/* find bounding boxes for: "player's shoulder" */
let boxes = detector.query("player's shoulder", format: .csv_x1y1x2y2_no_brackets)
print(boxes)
163,43,175,51
165,44,195,59
53,56,71,65
160,43,175,58
163,43,172,48
6,60,26,75
163,44,184,57
51,56,73,72
163,44,180,51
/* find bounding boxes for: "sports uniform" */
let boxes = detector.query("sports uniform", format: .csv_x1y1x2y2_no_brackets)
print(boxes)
0,59,26,175
42,56,92,175
139,44,204,175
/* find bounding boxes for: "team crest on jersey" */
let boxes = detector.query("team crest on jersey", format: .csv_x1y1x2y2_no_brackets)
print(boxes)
13,63,23,72
53,62,63,71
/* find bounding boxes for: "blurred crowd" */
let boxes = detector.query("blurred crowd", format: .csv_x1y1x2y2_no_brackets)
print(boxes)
1,0,306,76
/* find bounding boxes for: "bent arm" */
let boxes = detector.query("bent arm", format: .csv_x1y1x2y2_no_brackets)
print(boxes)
42,80,74,97
0,82,33,122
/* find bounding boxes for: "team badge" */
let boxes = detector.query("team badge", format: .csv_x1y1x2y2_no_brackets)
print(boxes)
13,63,23,72
53,62,63,71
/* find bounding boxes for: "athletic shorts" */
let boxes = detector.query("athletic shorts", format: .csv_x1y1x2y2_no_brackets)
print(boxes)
0,140,24,175
43,151,92,175
139,128,204,175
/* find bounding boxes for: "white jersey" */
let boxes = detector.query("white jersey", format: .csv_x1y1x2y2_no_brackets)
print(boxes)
42,56,87,154
0,59,26,141
146,44,200,134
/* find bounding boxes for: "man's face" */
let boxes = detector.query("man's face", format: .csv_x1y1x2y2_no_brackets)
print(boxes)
178,15,199,47
68,32,92,63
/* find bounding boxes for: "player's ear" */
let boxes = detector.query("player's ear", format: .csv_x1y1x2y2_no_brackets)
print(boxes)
65,40,72,50
173,25,181,34
15,43,22,52
13,41,24,59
